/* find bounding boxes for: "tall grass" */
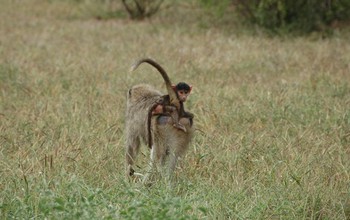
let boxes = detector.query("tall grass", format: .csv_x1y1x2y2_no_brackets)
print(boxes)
1,0,349,219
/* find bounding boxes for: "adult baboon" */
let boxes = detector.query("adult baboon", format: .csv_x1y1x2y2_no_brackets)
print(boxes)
125,58,194,182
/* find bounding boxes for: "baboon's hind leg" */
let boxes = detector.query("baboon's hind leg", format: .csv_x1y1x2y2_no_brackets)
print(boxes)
143,143,167,185
125,137,141,177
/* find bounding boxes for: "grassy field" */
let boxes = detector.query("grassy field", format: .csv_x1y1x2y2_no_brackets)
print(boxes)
1,0,350,219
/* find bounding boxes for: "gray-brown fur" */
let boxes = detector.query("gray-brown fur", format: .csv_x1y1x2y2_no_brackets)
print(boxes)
125,59,194,181
125,84,161,176
131,58,193,149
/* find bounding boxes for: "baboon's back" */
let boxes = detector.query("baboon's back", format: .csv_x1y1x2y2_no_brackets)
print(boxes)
126,84,162,143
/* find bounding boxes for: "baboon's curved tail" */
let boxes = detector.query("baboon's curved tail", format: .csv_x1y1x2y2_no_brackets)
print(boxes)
130,58,179,108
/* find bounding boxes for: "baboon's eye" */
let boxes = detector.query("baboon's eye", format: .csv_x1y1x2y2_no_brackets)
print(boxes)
179,90,189,95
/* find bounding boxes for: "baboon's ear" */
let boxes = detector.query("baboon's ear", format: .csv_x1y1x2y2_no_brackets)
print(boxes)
189,85,193,93
171,85,177,91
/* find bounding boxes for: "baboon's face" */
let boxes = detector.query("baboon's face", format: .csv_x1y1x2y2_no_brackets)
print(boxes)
177,90,190,102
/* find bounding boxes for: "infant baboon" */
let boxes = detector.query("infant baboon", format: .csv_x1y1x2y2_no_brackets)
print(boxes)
151,82,193,132
125,58,194,182
147,81,194,148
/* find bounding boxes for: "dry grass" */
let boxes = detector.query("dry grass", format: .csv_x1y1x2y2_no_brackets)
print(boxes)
1,0,350,219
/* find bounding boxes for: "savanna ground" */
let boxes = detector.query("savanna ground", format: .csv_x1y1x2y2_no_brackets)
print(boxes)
1,0,350,219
